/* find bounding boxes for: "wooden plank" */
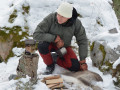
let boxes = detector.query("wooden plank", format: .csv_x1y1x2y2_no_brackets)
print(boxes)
61,88,63,90
41,79,46,83
46,78,63,85
44,75,61,80
47,83,59,88
51,83,64,89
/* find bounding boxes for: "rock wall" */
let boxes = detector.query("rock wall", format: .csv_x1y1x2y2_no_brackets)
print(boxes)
0,26,28,62
90,41,120,67
0,35,13,62
0,2,30,62
112,0,120,25
90,41,120,87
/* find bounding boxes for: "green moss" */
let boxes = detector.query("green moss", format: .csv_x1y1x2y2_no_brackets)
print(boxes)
90,42,95,51
8,9,17,23
22,5,30,14
105,61,113,68
0,55,3,63
99,61,113,73
96,19,103,27
113,76,120,88
14,76,21,80
99,66,109,72
99,44,106,66
16,80,34,90
1,4,30,62
112,64,120,87
0,26,29,62
0,30,9,42
22,4,30,31
24,26,29,31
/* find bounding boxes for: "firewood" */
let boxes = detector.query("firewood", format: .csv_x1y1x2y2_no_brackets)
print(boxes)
44,75,61,80
41,79,46,83
41,75,60,83
46,78,63,85
61,88,63,90
47,83,60,88
50,83,64,89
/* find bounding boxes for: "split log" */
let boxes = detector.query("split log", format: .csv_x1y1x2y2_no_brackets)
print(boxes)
46,78,63,85
49,83,64,89
41,75,64,89
44,75,60,80
47,83,59,88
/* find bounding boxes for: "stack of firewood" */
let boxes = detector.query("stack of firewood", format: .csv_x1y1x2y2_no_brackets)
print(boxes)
41,75,64,90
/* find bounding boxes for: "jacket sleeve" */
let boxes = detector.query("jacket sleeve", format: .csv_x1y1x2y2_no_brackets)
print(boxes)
74,19,88,60
33,14,56,42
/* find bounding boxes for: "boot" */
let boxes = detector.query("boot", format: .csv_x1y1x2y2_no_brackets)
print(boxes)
51,52,58,63
43,52,57,75
43,63,55,75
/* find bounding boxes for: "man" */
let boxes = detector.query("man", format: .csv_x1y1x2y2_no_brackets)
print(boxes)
33,2,88,74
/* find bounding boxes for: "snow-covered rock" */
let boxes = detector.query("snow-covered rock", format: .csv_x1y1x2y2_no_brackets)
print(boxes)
0,0,120,89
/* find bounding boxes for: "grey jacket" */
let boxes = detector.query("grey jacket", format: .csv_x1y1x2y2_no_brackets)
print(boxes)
33,13,88,60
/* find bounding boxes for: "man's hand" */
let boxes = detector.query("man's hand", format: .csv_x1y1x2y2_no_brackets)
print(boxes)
54,35,61,43
54,35,64,48
79,60,88,71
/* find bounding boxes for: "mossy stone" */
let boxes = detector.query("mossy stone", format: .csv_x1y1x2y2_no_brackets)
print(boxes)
8,9,17,23
90,42,95,51
99,44,106,66
96,19,103,26
113,0,120,24
113,76,120,88
22,5,30,14
0,26,29,62
0,55,3,63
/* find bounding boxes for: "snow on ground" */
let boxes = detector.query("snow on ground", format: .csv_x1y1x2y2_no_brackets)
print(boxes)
87,57,117,90
0,52,117,90
0,0,120,90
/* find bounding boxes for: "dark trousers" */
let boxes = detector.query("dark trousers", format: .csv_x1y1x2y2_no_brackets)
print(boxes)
38,42,80,71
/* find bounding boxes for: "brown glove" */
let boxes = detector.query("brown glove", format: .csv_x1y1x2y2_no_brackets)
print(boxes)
54,35,64,48
79,60,88,71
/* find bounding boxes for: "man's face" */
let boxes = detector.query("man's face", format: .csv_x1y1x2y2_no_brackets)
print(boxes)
57,14,70,24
